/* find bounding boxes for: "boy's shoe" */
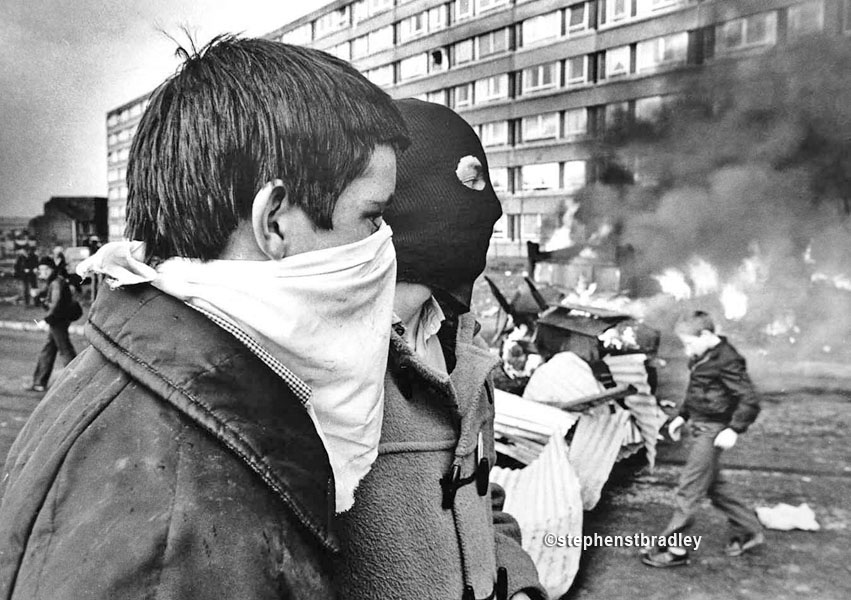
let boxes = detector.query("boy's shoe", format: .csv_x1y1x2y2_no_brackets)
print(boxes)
639,544,664,556
725,532,765,557
642,548,690,568
23,384,45,392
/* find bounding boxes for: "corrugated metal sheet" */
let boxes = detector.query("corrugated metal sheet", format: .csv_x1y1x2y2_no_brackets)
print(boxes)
568,404,631,510
522,352,603,408
494,389,579,464
495,389,580,435
491,432,583,599
604,353,652,395
604,354,668,467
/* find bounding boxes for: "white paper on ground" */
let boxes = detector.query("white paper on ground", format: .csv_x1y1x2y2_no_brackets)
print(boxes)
756,502,820,531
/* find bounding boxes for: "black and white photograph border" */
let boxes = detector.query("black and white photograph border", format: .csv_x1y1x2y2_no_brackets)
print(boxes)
1,1,850,599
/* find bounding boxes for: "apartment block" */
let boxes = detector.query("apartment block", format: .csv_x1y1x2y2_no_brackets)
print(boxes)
105,95,147,241
106,0,848,255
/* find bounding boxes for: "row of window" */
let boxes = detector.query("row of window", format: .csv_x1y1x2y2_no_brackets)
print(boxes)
286,0,701,49
107,100,148,129
107,185,128,201
285,0,516,45
474,95,671,147
108,203,128,220
492,212,545,242
332,0,825,76
107,148,130,165
487,160,588,195
107,167,127,183
367,1,826,94
107,124,138,148
324,1,599,64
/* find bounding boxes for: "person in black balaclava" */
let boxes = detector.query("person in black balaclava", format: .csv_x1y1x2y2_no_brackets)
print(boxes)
335,99,546,600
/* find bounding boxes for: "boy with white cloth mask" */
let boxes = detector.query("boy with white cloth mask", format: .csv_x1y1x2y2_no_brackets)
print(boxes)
335,99,546,600
0,36,408,600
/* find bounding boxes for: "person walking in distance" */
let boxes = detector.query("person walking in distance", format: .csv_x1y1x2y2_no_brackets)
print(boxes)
13,247,38,307
643,311,764,568
27,257,79,392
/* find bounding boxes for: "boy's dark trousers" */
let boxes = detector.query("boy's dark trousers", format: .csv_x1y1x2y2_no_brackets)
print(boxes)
32,322,77,388
661,421,762,541
20,278,33,306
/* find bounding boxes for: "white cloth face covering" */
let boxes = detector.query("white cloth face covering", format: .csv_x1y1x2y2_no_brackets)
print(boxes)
79,223,398,513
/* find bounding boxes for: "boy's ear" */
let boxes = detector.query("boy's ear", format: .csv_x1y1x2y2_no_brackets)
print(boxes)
251,180,288,259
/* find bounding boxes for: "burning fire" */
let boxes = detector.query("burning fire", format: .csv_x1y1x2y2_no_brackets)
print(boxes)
688,258,719,297
654,269,692,301
652,250,765,321
720,284,748,321
812,272,851,292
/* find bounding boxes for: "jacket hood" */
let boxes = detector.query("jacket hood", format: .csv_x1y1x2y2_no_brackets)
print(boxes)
86,283,338,552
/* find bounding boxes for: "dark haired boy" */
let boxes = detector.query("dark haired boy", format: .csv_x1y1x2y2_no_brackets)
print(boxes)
643,311,764,568
0,36,408,599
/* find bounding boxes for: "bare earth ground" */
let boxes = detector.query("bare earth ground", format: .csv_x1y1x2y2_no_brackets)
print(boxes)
1,269,850,599
571,385,851,600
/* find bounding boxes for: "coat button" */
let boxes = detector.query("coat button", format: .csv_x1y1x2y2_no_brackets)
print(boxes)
476,458,489,496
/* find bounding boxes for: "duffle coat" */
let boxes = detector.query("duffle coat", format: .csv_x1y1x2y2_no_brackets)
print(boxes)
335,314,545,600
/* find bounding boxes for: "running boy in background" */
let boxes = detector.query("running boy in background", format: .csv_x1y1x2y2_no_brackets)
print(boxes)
643,310,764,568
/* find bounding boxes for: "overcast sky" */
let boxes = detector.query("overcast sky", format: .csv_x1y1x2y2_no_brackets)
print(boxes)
0,0,330,218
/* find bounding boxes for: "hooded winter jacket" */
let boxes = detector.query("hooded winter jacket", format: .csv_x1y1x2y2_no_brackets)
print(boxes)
0,284,338,599
335,314,545,600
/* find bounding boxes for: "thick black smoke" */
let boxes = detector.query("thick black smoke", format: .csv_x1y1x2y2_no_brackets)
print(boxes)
571,34,851,353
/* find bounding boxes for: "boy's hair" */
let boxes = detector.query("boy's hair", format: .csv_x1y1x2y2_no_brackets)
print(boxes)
37,257,55,270
675,310,715,337
125,35,409,261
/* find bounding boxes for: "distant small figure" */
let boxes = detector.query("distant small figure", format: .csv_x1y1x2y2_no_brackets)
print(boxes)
52,245,68,277
86,236,101,255
26,257,79,392
86,236,103,300
13,247,38,306
642,310,764,568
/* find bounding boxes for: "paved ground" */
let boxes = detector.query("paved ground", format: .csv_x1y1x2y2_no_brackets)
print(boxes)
0,328,88,460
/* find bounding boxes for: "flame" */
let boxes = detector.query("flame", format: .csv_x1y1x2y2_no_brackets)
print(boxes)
764,312,799,337
737,252,765,287
544,227,573,252
543,199,580,251
654,269,692,300
687,257,719,297
803,243,815,265
720,284,748,321
812,272,851,292
588,222,613,244
653,251,762,320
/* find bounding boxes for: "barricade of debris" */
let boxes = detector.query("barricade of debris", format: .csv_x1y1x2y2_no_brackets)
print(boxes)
487,277,666,481
486,277,667,598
